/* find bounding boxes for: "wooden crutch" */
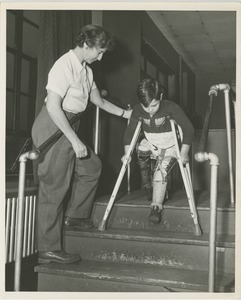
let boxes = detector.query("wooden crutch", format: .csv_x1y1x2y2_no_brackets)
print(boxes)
98,119,142,231
169,118,202,236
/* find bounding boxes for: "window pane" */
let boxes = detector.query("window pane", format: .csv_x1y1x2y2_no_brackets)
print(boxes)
23,10,40,25
19,95,29,131
22,22,39,57
7,12,15,48
141,55,145,72
159,71,165,87
146,61,156,79
7,52,15,89
6,91,14,130
21,59,30,93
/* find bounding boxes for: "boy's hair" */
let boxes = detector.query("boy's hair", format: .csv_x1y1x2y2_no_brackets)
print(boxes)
137,78,163,107
75,24,115,51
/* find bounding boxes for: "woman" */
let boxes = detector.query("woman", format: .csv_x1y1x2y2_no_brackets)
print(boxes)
32,24,131,264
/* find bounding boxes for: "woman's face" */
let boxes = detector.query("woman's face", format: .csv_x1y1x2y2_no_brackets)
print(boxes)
141,99,161,116
84,43,106,64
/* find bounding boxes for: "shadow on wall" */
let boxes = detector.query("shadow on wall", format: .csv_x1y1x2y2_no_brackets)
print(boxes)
101,38,134,74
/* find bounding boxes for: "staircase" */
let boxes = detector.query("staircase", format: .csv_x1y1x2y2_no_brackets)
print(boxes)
35,189,235,292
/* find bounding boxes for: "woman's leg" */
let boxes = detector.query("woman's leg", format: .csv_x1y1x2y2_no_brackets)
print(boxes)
32,106,75,251
65,147,102,220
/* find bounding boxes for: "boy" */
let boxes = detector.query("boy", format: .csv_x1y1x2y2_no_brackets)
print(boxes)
123,78,194,224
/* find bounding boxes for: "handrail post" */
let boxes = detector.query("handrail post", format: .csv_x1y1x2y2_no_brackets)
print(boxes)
94,106,100,155
223,87,235,207
209,84,235,206
14,153,28,291
195,151,219,292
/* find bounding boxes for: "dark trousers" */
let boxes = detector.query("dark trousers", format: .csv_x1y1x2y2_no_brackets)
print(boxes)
31,106,102,251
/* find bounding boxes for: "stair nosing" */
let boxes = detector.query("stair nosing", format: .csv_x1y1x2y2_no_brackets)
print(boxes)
35,260,234,292
64,228,235,248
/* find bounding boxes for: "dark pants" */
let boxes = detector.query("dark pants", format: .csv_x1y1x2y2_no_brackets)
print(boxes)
31,106,102,251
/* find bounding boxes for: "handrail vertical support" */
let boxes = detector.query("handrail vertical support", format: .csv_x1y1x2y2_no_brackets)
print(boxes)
224,89,235,207
14,153,28,291
195,152,219,292
94,106,100,155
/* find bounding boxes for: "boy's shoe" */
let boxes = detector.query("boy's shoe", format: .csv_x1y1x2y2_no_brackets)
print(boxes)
149,206,162,224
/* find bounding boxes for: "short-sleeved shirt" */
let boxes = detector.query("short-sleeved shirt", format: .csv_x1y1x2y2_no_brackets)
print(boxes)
45,50,97,114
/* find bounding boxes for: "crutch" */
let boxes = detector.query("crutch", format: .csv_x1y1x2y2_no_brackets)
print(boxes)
98,119,142,231
169,117,202,236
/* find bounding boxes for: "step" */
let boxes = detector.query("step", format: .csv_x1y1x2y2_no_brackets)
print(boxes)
92,189,235,235
63,227,235,274
35,260,235,292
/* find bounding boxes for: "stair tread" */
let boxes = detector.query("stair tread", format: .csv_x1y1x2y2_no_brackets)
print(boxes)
95,189,235,211
35,260,234,291
64,227,235,247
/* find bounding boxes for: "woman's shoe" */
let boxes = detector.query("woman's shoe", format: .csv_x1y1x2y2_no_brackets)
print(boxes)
64,216,94,229
38,250,81,264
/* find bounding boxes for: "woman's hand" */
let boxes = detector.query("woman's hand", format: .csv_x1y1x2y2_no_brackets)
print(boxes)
123,109,133,119
71,138,88,158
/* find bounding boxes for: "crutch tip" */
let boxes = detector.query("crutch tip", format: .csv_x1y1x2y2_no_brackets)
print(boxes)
98,220,107,231
194,224,202,236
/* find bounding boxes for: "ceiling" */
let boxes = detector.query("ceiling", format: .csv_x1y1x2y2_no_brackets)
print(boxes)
147,11,236,75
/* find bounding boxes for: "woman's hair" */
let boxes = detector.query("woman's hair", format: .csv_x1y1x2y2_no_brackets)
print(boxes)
137,78,163,107
75,24,115,51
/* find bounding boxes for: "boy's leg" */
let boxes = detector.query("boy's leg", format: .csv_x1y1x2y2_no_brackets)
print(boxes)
149,148,177,224
137,141,152,201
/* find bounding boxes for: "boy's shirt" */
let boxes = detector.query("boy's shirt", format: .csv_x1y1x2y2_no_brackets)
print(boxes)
123,100,194,148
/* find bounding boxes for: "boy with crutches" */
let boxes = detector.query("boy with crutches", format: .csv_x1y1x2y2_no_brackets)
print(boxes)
123,78,195,224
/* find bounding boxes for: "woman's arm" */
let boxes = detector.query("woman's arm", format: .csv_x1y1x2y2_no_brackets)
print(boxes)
90,88,132,119
46,90,87,158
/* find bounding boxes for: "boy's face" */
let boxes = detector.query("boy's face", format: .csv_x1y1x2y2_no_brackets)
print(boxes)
141,98,161,116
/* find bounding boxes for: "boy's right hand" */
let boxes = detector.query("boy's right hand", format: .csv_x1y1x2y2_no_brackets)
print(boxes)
121,155,132,164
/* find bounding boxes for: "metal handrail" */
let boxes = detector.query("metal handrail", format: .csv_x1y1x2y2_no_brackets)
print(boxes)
195,83,235,292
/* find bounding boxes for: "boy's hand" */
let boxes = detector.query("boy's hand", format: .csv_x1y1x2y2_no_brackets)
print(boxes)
121,155,132,164
180,152,189,165
180,144,190,165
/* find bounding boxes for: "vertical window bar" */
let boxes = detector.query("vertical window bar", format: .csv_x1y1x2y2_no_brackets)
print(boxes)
31,195,36,254
12,11,24,133
27,196,33,256
22,196,29,257
9,197,16,262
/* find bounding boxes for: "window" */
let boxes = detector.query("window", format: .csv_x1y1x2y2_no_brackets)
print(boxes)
6,10,39,136
141,39,175,100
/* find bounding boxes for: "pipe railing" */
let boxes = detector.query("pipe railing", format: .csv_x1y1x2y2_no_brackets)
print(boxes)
195,89,218,292
195,82,235,292
209,84,235,206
